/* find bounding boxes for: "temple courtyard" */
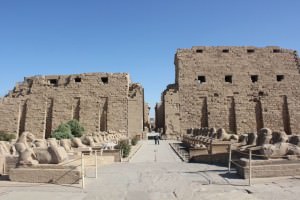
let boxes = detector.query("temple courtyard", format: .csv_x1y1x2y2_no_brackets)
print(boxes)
0,139,300,200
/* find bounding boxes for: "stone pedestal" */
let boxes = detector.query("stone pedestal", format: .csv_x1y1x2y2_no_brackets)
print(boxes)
234,158,300,178
9,163,81,184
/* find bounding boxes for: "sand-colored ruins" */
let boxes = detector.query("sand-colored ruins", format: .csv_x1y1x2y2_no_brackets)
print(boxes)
0,72,146,183
1,46,300,184
157,46,300,139
0,73,147,139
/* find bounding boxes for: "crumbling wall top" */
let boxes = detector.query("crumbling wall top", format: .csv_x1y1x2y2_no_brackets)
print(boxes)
128,83,143,98
6,72,130,98
175,46,297,59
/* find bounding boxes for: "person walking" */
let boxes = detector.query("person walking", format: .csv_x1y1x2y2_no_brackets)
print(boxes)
154,134,160,145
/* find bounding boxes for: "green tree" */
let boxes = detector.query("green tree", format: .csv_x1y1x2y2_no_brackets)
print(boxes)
0,131,16,141
67,119,85,137
51,123,73,140
115,139,131,158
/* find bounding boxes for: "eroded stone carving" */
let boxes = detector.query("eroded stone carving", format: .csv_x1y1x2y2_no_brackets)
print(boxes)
261,143,300,158
256,128,272,146
15,132,68,165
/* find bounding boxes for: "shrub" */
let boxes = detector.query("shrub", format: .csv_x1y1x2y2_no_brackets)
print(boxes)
0,131,16,141
67,119,85,137
51,123,73,140
131,136,139,146
115,139,131,158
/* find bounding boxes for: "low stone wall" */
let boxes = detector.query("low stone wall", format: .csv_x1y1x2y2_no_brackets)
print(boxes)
190,153,229,165
102,149,121,162
189,147,208,158
9,163,81,184
0,155,18,175
235,158,300,178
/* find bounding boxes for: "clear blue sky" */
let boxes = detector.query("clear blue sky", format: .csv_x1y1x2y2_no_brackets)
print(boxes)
0,0,299,117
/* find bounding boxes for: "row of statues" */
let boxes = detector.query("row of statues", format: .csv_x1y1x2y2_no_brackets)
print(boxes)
0,131,127,166
184,127,300,158
184,127,239,148
239,128,300,158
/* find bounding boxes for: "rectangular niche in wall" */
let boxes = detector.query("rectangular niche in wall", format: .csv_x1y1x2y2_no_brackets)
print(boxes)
225,75,232,83
98,97,108,132
101,77,108,84
227,96,237,133
282,95,291,135
200,97,209,128
277,75,284,82
18,99,28,136
74,77,81,83
251,75,258,83
72,97,81,121
198,76,206,84
48,79,58,85
44,98,54,138
255,99,264,132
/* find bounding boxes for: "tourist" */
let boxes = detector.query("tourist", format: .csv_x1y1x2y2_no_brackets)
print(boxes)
154,134,159,145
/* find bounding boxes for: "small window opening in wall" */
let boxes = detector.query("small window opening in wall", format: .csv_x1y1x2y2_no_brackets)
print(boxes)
26,79,33,84
74,77,81,83
196,49,203,53
49,79,57,85
198,76,206,84
247,49,255,53
101,77,108,84
259,91,264,96
222,49,229,53
251,75,258,83
225,75,232,83
273,49,281,53
277,75,284,82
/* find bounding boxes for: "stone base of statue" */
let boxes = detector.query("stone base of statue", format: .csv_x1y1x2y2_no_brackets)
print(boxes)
9,161,81,184
234,157,300,178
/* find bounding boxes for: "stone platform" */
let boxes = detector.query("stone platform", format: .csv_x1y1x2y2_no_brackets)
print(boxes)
9,163,81,184
234,158,300,178
190,153,229,165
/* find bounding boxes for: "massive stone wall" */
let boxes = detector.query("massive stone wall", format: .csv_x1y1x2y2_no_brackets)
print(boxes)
0,73,146,139
155,102,164,131
159,46,300,138
163,84,180,139
143,103,151,130
128,83,144,138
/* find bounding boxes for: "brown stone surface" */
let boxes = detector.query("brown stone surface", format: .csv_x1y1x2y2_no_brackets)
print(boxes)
154,102,164,131
163,84,180,139
158,46,300,138
0,73,147,139
128,83,144,138
9,164,81,184
143,103,151,131
0,156,17,175
235,158,300,178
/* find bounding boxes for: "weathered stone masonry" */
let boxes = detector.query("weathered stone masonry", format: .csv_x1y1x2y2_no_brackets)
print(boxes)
0,73,146,139
155,102,164,132
144,103,151,130
159,46,300,139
